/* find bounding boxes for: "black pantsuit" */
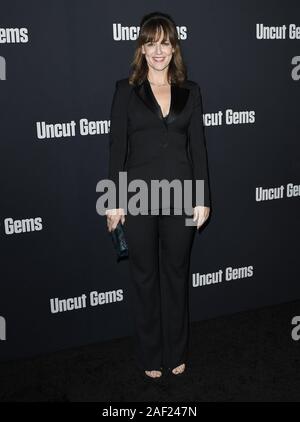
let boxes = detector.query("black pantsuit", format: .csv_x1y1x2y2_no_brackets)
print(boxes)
107,76,211,371
124,211,196,370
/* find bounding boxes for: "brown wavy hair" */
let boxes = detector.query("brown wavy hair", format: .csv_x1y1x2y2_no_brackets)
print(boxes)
128,11,187,87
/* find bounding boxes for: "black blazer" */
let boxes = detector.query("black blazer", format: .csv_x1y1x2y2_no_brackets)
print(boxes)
107,77,211,212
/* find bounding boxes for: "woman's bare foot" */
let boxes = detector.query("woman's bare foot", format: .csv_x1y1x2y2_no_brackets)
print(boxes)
171,363,185,375
145,370,162,378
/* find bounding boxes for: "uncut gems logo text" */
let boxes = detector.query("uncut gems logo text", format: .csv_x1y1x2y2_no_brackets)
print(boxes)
0,316,6,341
0,56,6,80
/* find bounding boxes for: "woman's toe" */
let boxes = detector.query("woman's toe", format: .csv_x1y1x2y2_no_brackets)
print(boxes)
171,363,185,374
145,370,162,378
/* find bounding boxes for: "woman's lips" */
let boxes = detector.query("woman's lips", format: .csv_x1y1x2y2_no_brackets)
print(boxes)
153,57,165,62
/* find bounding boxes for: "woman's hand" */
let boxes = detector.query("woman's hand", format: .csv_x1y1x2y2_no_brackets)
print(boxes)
193,205,210,229
105,208,125,232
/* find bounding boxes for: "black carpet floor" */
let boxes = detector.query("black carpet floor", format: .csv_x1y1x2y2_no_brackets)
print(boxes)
1,299,300,402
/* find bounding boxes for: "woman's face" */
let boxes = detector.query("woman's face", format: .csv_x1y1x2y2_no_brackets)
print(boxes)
141,30,174,72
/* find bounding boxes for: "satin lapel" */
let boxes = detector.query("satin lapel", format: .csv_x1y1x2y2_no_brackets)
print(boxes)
133,79,190,125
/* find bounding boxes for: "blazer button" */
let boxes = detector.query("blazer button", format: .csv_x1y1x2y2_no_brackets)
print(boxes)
160,133,168,147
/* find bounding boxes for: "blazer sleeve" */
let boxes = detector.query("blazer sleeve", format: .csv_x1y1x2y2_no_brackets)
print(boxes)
107,80,129,210
188,83,211,208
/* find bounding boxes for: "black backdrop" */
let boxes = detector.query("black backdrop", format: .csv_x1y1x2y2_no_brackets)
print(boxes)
1,0,299,361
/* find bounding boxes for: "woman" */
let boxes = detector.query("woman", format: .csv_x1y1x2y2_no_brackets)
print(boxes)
106,11,211,379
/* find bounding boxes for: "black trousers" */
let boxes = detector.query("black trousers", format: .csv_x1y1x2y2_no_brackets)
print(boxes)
124,210,196,371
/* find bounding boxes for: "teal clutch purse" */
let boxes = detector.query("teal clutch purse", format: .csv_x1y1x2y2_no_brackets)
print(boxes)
110,221,129,262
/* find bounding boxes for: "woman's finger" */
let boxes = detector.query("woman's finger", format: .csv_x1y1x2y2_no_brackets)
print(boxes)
193,208,199,222
197,215,205,229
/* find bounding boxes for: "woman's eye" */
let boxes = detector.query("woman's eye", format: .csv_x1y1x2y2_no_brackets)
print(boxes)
146,41,170,46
